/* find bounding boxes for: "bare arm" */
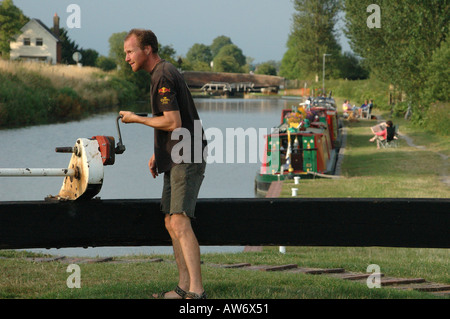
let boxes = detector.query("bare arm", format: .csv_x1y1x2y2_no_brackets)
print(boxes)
148,153,158,178
119,110,182,132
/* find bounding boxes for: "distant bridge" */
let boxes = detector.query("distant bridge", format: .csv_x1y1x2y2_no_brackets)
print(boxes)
200,81,256,95
183,71,285,94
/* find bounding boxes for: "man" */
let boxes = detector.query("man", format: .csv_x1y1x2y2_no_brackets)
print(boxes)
359,99,369,117
120,29,207,299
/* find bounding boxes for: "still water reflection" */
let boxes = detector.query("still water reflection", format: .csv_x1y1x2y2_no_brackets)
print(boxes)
0,97,298,256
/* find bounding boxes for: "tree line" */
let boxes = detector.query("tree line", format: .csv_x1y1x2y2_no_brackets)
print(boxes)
0,0,277,75
281,0,448,131
2,0,448,128
343,0,448,125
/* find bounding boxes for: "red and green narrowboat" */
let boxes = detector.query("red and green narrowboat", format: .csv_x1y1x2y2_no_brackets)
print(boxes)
255,102,341,197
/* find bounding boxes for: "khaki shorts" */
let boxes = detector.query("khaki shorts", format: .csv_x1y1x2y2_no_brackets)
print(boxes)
160,162,206,218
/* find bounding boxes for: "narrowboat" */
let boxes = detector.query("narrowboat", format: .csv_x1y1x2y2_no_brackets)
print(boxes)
255,98,341,197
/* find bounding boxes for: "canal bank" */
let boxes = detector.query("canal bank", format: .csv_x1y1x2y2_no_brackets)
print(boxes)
0,97,295,257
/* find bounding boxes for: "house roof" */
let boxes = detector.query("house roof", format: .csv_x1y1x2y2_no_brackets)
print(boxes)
18,18,60,42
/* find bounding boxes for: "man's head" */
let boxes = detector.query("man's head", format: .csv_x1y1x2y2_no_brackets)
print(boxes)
124,29,159,72
386,120,393,127
125,29,159,53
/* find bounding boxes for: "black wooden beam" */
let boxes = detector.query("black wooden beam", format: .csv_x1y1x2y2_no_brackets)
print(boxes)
0,198,448,249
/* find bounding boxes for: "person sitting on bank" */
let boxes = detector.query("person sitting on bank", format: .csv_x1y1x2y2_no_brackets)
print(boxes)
359,100,369,116
369,120,397,149
342,100,351,117
368,99,374,113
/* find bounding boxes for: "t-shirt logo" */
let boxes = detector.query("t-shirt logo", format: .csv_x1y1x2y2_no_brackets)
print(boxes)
158,87,170,95
160,97,170,105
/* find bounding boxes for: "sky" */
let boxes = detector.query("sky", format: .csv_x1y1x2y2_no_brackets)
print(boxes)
12,0,350,64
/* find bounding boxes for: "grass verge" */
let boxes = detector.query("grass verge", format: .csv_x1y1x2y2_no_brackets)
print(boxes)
281,110,450,198
0,248,448,299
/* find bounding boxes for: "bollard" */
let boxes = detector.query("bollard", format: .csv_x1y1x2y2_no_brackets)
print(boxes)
294,176,300,184
291,188,298,196
279,246,286,254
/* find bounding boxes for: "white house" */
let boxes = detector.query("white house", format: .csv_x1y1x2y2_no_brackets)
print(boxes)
10,14,61,64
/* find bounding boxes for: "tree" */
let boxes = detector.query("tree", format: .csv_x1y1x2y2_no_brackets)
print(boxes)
213,55,241,73
216,44,246,66
210,35,232,58
96,55,116,71
344,0,449,119
280,35,303,79
422,35,449,103
186,43,212,65
0,0,28,58
212,43,247,73
337,52,368,80
280,0,341,80
79,48,98,67
108,31,128,68
159,44,178,65
255,62,277,76
53,27,80,64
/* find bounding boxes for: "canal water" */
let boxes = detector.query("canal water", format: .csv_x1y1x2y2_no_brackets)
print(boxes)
0,97,299,256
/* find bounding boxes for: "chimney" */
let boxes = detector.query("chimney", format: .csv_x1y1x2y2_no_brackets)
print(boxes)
53,13,61,64
53,13,60,38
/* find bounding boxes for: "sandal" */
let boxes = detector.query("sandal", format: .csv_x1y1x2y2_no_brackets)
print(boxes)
153,285,187,299
185,291,207,299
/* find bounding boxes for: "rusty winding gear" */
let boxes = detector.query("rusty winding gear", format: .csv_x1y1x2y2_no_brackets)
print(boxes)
1,114,146,201
50,138,105,201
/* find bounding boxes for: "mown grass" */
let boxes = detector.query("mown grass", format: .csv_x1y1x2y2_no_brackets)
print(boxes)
281,110,450,199
0,86,448,299
0,248,448,299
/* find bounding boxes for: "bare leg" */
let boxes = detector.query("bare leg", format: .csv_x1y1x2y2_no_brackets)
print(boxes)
168,213,204,296
152,214,191,299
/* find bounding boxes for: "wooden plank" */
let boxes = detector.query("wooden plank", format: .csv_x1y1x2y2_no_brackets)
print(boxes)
381,278,426,286
61,257,114,264
27,256,66,263
220,263,252,269
289,268,346,275
264,264,298,272
0,198,449,249
340,273,384,280
407,284,450,292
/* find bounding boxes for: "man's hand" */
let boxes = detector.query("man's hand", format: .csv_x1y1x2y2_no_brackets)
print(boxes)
119,111,136,123
148,154,158,178
119,110,181,132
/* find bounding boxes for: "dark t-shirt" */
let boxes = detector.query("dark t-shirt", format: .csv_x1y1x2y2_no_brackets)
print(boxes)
150,60,207,173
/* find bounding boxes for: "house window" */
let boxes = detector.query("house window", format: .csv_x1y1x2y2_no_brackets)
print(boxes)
36,38,43,46
23,38,31,46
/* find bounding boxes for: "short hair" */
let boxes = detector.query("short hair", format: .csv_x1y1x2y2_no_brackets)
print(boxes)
125,29,158,54
386,120,393,127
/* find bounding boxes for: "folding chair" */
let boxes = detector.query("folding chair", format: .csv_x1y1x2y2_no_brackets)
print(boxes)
361,107,371,119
